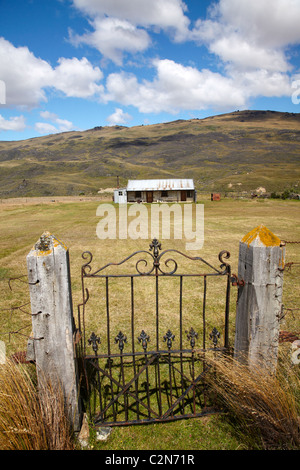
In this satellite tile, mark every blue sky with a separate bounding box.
[0,0,300,141]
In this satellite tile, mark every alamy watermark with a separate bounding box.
[0,80,6,104]
[96,203,204,250]
[0,340,5,364]
[292,80,300,105]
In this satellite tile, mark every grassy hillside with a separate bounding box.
[0,110,300,197]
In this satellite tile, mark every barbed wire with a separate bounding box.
[284,262,300,272]
[280,239,300,273]
[0,324,32,342]
[0,274,36,344]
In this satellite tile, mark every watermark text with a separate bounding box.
[292,80,300,105]
[96,203,204,251]
[0,341,5,364]
[0,80,6,104]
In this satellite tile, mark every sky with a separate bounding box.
[0,0,300,141]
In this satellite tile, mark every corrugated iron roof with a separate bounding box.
[127,179,194,191]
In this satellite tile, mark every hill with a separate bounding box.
[0,110,300,198]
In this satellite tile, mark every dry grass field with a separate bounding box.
[0,195,299,449]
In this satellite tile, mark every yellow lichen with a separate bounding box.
[241,224,281,247]
[37,249,52,257]
[33,232,68,256]
[52,235,68,251]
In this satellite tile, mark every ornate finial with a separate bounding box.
[149,238,162,260]
[186,327,198,348]
[138,330,150,351]
[115,331,127,352]
[209,327,220,348]
[88,332,101,354]
[163,329,175,350]
[218,250,231,273]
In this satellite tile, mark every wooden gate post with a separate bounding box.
[234,225,285,372]
[26,232,81,431]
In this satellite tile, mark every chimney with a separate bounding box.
[117,176,119,189]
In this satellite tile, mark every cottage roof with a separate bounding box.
[127,179,194,191]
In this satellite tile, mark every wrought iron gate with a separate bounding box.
[77,239,233,427]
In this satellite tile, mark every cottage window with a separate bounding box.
[161,190,168,197]
[118,191,123,196]
[135,191,142,198]
[187,190,192,198]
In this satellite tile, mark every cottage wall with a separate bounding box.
[127,190,194,203]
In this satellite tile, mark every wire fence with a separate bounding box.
[0,275,35,358]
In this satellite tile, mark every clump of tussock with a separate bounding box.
[0,359,75,450]
[205,353,300,450]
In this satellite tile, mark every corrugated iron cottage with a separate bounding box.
[114,179,196,203]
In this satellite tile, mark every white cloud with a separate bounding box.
[69,0,297,112]
[230,69,292,99]
[0,38,52,107]
[35,111,74,135]
[210,35,290,72]
[72,0,190,39]
[35,122,58,134]
[70,17,151,66]
[53,57,104,98]
[104,59,247,113]
[215,0,300,49]
[0,38,104,108]
[0,114,26,132]
[107,108,132,126]
[70,0,190,63]
[191,0,300,73]
[104,58,294,114]
[40,111,58,121]
[55,118,74,132]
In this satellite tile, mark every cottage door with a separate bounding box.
[181,190,187,201]
[146,191,153,203]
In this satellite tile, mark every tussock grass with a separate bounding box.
[0,359,74,450]
[205,353,300,450]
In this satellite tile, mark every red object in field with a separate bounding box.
[211,193,221,201]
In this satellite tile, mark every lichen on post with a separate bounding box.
[26,231,81,430]
[234,225,285,372]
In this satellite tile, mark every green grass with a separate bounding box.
[87,414,240,450]
[0,196,299,450]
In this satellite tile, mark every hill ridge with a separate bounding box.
[0,110,299,197]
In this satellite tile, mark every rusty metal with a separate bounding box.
[284,261,300,272]
[77,238,233,427]
[230,273,245,287]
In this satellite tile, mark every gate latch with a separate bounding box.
[230,274,245,287]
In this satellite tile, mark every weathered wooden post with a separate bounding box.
[26,232,81,431]
[234,225,285,372]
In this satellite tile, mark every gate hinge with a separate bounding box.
[73,328,82,345]
[230,274,245,287]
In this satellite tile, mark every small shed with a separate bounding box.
[113,188,127,204]
[126,179,196,203]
